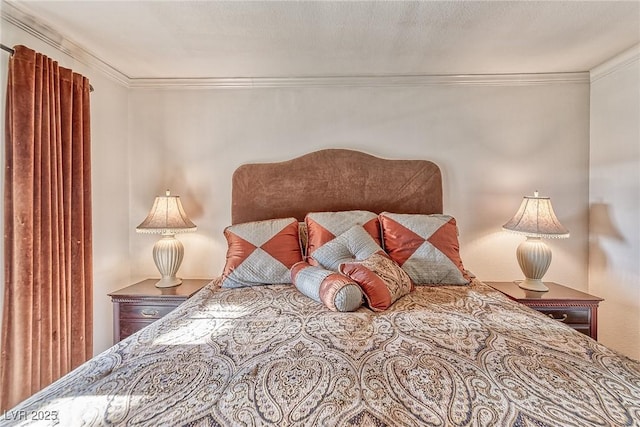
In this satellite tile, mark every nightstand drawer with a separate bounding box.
[120,320,156,340]
[535,307,590,325]
[119,303,178,320]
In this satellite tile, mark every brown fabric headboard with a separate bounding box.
[231,149,443,224]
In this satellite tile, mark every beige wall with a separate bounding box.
[0,20,131,356]
[589,45,640,360]
[128,82,590,295]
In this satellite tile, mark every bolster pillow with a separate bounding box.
[291,261,363,312]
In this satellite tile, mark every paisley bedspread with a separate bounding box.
[4,279,640,426]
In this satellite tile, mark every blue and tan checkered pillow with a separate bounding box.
[221,217,303,288]
[379,212,470,285]
[311,224,384,271]
[305,210,381,266]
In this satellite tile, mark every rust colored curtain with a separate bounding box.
[1,45,93,411]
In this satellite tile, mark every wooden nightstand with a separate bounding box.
[485,281,603,340]
[108,278,210,343]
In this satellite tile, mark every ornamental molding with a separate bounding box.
[1,0,130,86]
[128,73,589,90]
[590,44,640,83]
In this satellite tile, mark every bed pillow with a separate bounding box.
[379,212,470,285]
[339,253,413,311]
[311,224,385,271]
[291,261,363,312]
[221,217,303,288]
[305,210,381,266]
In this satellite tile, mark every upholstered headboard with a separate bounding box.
[231,149,442,224]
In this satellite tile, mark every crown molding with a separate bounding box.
[129,72,589,90]
[590,44,640,83]
[1,0,130,87]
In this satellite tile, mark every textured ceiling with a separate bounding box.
[5,1,640,79]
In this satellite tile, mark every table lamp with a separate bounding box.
[502,191,569,292]
[136,190,197,288]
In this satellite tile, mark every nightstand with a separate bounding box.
[485,281,603,340]
[108,278,210,343]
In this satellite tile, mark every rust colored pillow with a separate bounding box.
[379,212,470,285]
[339,253,413,311]
[221,217,303,288]
[305,210,381,266]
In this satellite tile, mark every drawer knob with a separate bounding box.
[141,309,159,317]
[547,313,568,322]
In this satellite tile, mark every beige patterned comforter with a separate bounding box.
[5,279,640,426]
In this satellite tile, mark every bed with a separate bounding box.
[3,149,640,426]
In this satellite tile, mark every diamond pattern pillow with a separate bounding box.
[305,210,381,266]
[339,253,413,311]
[379,212,470,285]
[311,225,385,271]
[291,261,363,312]
[221,217,303,288]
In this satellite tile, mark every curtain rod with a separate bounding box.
[1,44,14,55]
[1,43,94,92]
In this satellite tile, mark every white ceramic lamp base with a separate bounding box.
[152,234,184,288]
[516,236,551,292]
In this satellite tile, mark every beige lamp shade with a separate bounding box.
[136,190,196,234]
[502,192,569,238]
[502,192,569,292]
[136,190,196,288]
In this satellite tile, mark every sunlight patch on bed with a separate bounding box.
[151,305,248,345]
[194,302,254,319]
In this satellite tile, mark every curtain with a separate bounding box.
[1,45,93,411]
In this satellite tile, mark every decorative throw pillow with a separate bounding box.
[221,217,303,288]
[379,212,470,285]
[339,253,413,311]
[311,225,385,271]
[291,261,363,312]
[305,210,381,266]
